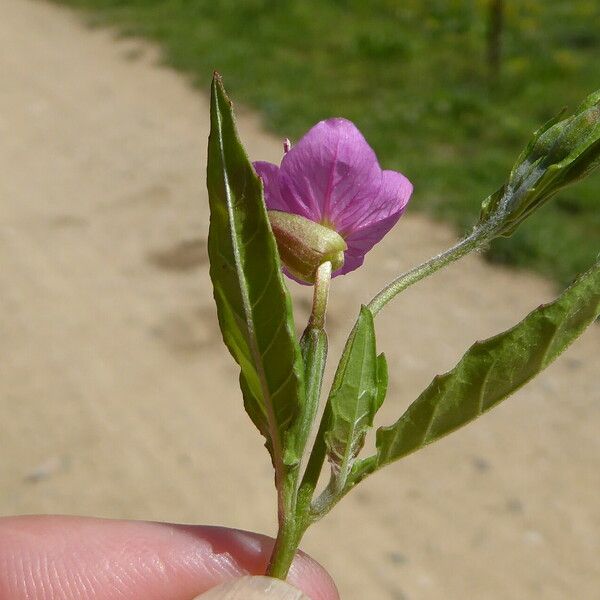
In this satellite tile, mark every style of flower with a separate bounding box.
[254,118,413,278]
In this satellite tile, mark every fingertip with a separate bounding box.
[194,576,309,599]
[286,549,339,600]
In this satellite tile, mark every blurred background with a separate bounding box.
[1,1,598,598]
[54,0,600,286]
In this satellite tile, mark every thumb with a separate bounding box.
[194,576,310,599]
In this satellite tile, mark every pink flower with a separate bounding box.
[254,118,413,278]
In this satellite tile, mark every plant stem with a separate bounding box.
[293,261,332,458]
[267,511,309,578]
[297,399,332,520]
[270,227,497,573]
[368,226,493,316]
[309,261,332,328]
[267,473,306,578]
[266,261,332,579]
[300,225,498,523]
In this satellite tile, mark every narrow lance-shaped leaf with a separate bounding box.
[353,260,600,480]
[206,74,305,471]
[325,306,388,490]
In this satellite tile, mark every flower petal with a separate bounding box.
[282,266,311,286]
[335,213,398,276]
[278,118,382,226]
[336,169,413,235]
[333,252,364,277]
[336,171,413,275]
[253,161,288,212]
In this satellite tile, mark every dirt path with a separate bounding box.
[0,1,598,598]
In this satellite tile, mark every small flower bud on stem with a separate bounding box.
[268,211,346,284]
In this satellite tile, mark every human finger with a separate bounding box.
[0,515,338,600]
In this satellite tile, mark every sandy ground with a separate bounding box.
[0,1,599,598]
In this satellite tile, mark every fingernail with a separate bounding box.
[193,575,310,599]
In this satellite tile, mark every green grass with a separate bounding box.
[54,0,599,286]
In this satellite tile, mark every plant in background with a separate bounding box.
[206,73,600,580]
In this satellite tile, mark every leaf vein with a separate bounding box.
[259,319,285,358]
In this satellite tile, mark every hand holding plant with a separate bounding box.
[206,73,600,580]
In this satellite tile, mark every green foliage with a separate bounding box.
[353,258,600,481]
[480,89,600,236]
[52,0,599,285]
[206,74,304,470]
[325,306,387,491]
[203,78,600,574]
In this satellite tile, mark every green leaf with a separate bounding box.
[325,306,387,490]
[354,260,600,478]
[206,74,305,470]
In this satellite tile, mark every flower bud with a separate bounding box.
[479,88,600,236]
[268,210,347,284]
[527,99,599,171]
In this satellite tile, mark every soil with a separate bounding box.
[1,1,598,598]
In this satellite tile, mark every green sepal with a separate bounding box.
[268,210,347,284]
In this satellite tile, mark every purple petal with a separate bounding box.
[336,169,413,235]
[343,210,402,262]
[282,266,311,286]
[334,215,397,276]
[333,252,364,277]
[253,161,287,212]
[335,171,412,276]
[278,118,382,226]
